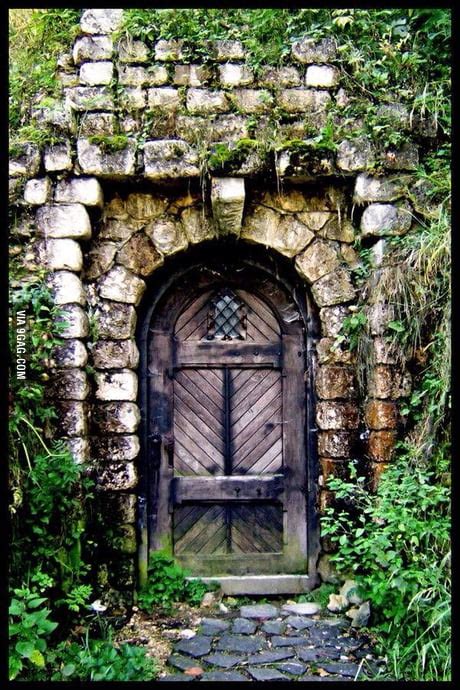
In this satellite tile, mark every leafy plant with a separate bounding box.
[9,585,58,680]
[138,551,211,612]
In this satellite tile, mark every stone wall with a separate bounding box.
[9,8,438,610]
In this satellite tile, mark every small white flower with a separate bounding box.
[90,599,107,613]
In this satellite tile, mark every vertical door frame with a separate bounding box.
[137,241,320,587]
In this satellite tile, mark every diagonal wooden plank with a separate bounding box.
[245,438,283,475]
[175,378,224,433]
[232,397,282,453]
[174,505,207,540]
[175,371,222,424]
[175,291,213,339]
[233,423,283,472]
[174,437,215,476]
[231,370,278,424]
[235,290,281,338]
[233,505,283,552]
[174,418,224,473]
[230,368,273,408]
[175,505,226,553]
[193,368,224,396]
[174,393,224,453]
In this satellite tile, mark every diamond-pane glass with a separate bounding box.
[208,290,246,340]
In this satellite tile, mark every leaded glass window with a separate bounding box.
[207,289,246,340]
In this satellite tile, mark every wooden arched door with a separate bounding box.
[143,259,312,577]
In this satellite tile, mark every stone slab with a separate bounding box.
[187,575,314,595]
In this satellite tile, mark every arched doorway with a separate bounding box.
[138,241,320,589]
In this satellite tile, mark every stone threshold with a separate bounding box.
[186,575,315,595]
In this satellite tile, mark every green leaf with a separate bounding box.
[9,655,23,680]
[30,649,45,667]
[15,641,35,659]
[9,599,24,616]
[62,663,76,677]
[27,596,48,609]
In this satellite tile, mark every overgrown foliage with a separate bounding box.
[138,551,213,613]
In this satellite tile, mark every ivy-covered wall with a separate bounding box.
[9,8,447,612]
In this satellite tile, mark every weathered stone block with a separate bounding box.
[126,193,168,220]
[55,177,103,207]
[98,266,146,305]
[174,64,211,86]
[24,178,51,205]
[218,64,253,86]
[80,9,123,34]
[118,37,150,63]
[295,240,340,284]
[354,174,410,203]
[91,340,139,370]
[92,435,140,461]
[315,365,356,399]
[48,271,86,305]
[40,239,83,271]
[368,430,396,462]
[95,302,137,339]
[99,218,141,241]
[241,205,279,247]
[365,400,398,429]
[305,65,339,87]
[181,207,216,244]
[95,370,138,401]
[276,145,335,179]
[120,87,146,110]
[66,86,114,111]
[316,338,354,365]
[155,38,185,60]
[320,459,350,484]
[73,36,113,64]
[146,219,188,256]
[79,112,116,136]
[369,365,412,399]
[49,369,89,400]
[340,244,360,267]
[97,462,138,491]
[66,437,90,465]
[372,336,398,364]
[316,401,359,430]
[9,144,40,178]
[319,306,350,338]
[147,87,181,111]
[53,339,88,368]
[118,65,150,87]
[104,195,129,220]
[231,89,272,113]
[77,138,137,177]
[143,140,200,179]
[259,66,301,87]
[79,61,113,85]
[360,202,412,237]
[176,114,248,144]
[367,302,395,336]
[186,88,229,114]
[56,304,89,338]
[118,233,164,274]
[319,216,355,243]
[318,431,354,458]
[211,178,245,237]
[376,103,409,128]
[369,462,390,491]
[93,402,141,433]
[85,242,118,280]
[262,190,307,214]
[98,493,137,523]
[36,204,91,239]
[55,401,88,436]
[270,216,314,258]
[291,37,337,63]
[9,178,23,203]
[211,40,245,61]
[311,269,355,307]
[383,144,419,171]
[336,138,375,172]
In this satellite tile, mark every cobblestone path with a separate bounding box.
[159,602,384,682]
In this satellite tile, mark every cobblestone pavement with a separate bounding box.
[159,602,384,681]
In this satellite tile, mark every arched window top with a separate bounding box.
[207,288,246,341]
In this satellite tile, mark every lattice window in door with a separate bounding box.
[207,289,247,341]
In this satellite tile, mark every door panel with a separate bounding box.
[146,274,309,577]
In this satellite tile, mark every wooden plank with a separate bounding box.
[232,397,282,455]
[246,437,283,475]
[174,438,216,476]
[174,421,224,474]
[175,290,212,339]
[233,424,283,473]
[235,290,281,337]
[175,341,281,367]
[174,505,226,554]
[174,377,224,434]
[175,370,223,423]
[231,375,281,434]
[230,369,277,422]
[172,475,284,503]
[232,505,283,553]
[176,552,287,576]
[174,393,224,453]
